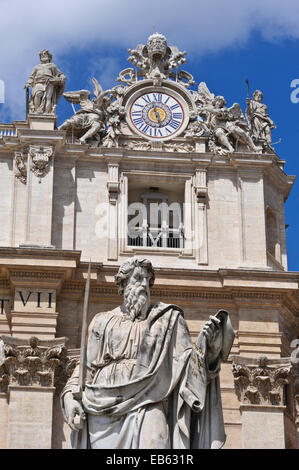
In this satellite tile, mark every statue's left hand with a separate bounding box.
[202,315,223,367]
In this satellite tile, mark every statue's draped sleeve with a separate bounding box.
[172,310,235,449]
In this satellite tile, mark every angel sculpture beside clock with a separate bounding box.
[53,32,275,154]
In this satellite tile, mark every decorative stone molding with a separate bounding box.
[29,145,53,182]
[0,335,76,395]
[9,270,64,280]
[121,140,151,151]
[118,33,194,88]
[194,168,208,201]
[107,163,120,205]
[232,355,292,407]
[14,151,27,184]
[162,142,195,153]
[59,282,292,304]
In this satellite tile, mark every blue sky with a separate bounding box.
[0,0,298,270]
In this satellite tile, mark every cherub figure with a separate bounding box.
[195,83,261,155]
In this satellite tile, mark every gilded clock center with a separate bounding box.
[148,106,167,123]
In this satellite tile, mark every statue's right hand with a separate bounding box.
[63,393,86,431]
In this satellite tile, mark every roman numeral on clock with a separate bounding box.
[169,120,180,130]
[140,124,151,134]
[142,95,151,104]
[152,93,163,102]
[133,117,143,126]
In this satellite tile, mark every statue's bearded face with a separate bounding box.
[123,266,151,320]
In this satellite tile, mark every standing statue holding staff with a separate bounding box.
[61,257,234,449]
[24,49,66,114]
[245,88,276,147]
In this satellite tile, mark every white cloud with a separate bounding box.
[1,0,299,121]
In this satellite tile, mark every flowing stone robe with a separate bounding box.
[26,62,65,113]
[245,100,275,142]
[61,302,234,449]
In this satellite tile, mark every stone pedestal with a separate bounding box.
[28,114,57,131]
[241,405,286,448]
[232,355,293,449]
[7,386,55,448]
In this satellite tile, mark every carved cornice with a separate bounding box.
[59,282,298,308]
[232,355,292,407]
[0,335,76,395]
[9,271,64,280]
[151,289,233,300]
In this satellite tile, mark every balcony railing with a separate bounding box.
[128,225,184,249]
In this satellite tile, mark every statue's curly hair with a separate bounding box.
[115,257,155,295]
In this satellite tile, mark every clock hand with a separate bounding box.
[153,103,162,126]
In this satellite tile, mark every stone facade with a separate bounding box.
[0,34,298,448]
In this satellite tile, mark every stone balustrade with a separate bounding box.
[0,125,17,138]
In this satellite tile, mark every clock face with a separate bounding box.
[129,92,185,140]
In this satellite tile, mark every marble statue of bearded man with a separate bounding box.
[61,257,234,449]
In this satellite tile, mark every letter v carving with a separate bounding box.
[18,291,32,306]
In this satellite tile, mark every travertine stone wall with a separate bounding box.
[264,175,288,269]
[0,145,291,274]
[11,172,27,248]
[73,161,108,262]
[52,158,76,250]
[207,168,240,267]
[0,156,13,246]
